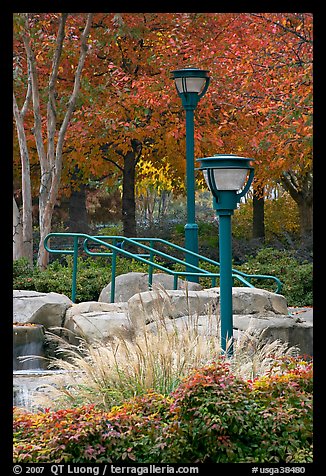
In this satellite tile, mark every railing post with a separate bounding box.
[71,235,79,303]
[111,242,117,303]
[148,242,155,289]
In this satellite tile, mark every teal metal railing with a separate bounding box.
[44,233,282,303]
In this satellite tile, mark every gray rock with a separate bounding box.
[233,313,313,356]
[13,290,73,329]
[207,286,288,316]
[127,286,288,329]
[64,301,134,344]
[128,288,219,329]
[98,272,202,303]
[65,301,128,319]
[146,314,220,337]
[127,286,311,355]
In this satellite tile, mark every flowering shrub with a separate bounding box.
[13,357,313,463]
[158,357,313,463]
[13,392,172,463]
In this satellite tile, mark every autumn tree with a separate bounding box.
[203,13,313,238]
[58,13,221,237]
[13,12,93,268]
[13,12,312,265]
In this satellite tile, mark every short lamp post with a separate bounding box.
[171,67,210,281]
[197,154,254,355]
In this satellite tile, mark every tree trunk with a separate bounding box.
[38,200,55,270]
[68,185,89,234]
[29,13,93,269]
[13,94,34,265]
[297,194,313,239]
[13,196,24,261]
[122,150,137,238]
[252,185,265,240]
[121,139,142,238]
[281,170,313,239]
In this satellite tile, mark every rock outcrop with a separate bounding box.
[13,281,313,356]
[64,301,133,344]
[98,272,202,303]
[13,290,72,329]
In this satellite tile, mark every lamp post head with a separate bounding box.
[197,154,254,213]
[171,67,210,109]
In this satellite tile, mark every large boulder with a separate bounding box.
[13,290,73,329]
[98,272,202,303]
[146,311,313,355]
[128,288,219,329]
[64,301,133,344]
[146,314,220,337]
[128,286,312,355]
[233,313,313,356]
[223,287,289,316]
[127,286,288,329]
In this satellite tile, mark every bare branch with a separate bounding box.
[20,67,32,118]
[251,13,313,45]
[47,13,68,169]
[56,13,94,162]
[22,13,47,172]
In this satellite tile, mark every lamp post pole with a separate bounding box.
[197,155,254,356]
[184,101,197,273]
[171,68,210,282]
[218,206,234,354]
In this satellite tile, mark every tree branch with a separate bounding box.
[251,13,313,45]
[47,13,68,170]
[56,13,94,164]
[102,155,124,172]
[22,13,47,174]
[20,66,32,118]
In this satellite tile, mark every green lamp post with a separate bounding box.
[171,67,210,281]
[197,154,254,355]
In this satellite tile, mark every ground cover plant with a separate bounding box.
[13,355,313,463]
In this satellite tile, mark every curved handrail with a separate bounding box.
[44,232,282,302]
[128,236,282,293]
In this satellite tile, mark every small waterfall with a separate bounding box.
[13,323,47,371]
[13,379,33,409]
[13,369,71,411]
[12,324,77,411]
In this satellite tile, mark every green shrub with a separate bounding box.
[172,247,312,306]
[13,258,36,290]
[13,257,34,278]
[13,245,312,306]
[13,356,313,464]
[237,248,313,306]
[13,256,148,303]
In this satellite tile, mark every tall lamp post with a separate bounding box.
[171,68,210,281]
[197,154,254,355]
